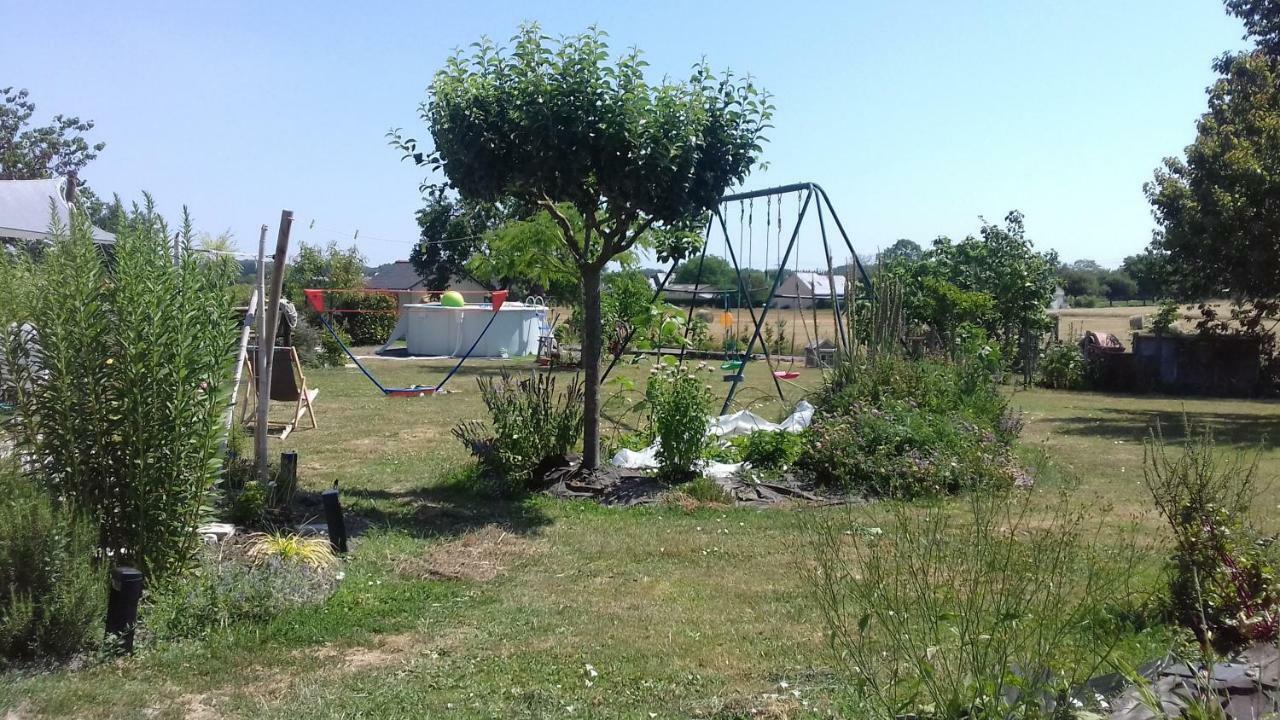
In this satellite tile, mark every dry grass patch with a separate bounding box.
[399,526,543,582]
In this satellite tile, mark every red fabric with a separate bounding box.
[303,289,326,313]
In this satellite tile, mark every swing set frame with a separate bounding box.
[601,181,874,414]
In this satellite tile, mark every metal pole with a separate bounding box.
[722,188,813,414]
[676,219,714,367]
[815,200,850,355]
[812,185,874,298]
[716,210,786,404]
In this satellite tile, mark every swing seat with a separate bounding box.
[773,370,800,380]
[386,385,436,398]
[722,373,745,382]
[719,359,744,370]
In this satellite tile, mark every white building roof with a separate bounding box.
[790,272,847,297]
[0,178,115,243]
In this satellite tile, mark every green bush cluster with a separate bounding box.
[453,371,585,492]
[645,361,713,483]
[329,291,398,346]
[797,356,1023,497]
[0,462,103,666]
[735,430,803,472]
[1038,342,1086,390]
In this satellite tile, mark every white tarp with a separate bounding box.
[610,401,814,479]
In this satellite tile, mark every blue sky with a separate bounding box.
[2,1,1247,269]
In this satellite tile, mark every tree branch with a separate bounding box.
[540,198,583,264]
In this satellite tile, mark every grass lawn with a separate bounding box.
[4,357,1280,719]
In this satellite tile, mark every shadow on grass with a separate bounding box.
[1050,407,1280,448]
[296,467,553,541]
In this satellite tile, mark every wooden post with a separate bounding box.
[253,225,270,483]
[274,450,298,508]
[256,210,293,483]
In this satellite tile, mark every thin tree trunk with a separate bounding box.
[580,263,603,470]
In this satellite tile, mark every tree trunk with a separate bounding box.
[580,263,603,470]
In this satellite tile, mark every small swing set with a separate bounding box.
[302,288,510,397]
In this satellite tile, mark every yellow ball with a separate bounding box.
[440,290,466,307]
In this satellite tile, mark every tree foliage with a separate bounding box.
[410,190,510,290]
[283,241,366,307]
[884,211,1057,359]
[1146,1,1280,305]
[0,87,113,228]
[398,24,771,467]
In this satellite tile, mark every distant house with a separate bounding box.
[773,272,847,309]
[0,177,115,246]
[661,282,728,305]
[366,261,487,306]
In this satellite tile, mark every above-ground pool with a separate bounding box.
[400,302,544,357]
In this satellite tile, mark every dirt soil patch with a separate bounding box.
[400,526,542,582]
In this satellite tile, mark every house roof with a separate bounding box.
[366,261,428,290]
[785,272,847,298]
[0,178,115,244]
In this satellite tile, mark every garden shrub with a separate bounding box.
[1143,422,1279,652]
[141,541,339,645]
[1,205,237,582]
[645,362,713,483]
[0,462,103,666]
[736,430,803,472]
[804,486,1144,719]
[329,290,398,346]
[453,371,585,492]
[798,355,1022,497]
[1038,341,1085,390]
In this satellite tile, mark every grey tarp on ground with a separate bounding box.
[0,177,115,244]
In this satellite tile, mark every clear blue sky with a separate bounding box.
[2,1,1247,269]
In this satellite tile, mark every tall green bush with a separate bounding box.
[645,362,713,483]
[0,462,103,665]
[1,204,237,581]
[329,290,398,346]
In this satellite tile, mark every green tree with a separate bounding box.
[0,87,112,227]
[1102,271,1139,305]
[878,238,922,265]
[1121,251,1168,301]
[284,241,366,306]
[410,189,510,290]
[1145,1,1280,305]
[466,208,585,305]
[398,25,771,468]
[887,212,1056,362]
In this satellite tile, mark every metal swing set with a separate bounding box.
[602,181,874,414]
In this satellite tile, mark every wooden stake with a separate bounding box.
[256,211,293,484]
[253,224,270,483]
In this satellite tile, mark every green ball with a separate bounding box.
[440,290,466,307]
